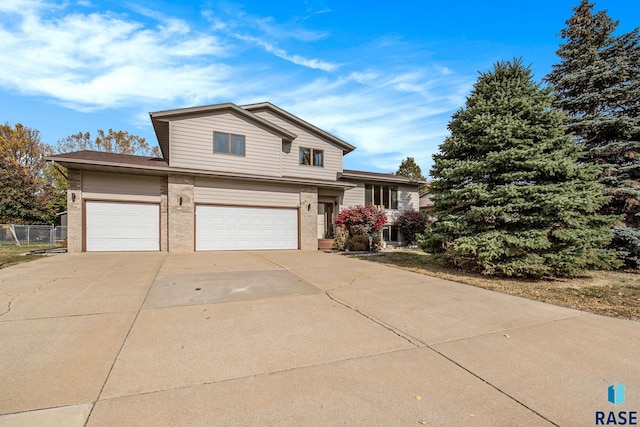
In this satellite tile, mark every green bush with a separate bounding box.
[333,225,347,251]
[612,227,640,270]
[346,235,381,252]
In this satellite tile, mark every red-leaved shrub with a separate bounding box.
[394,209,427,244]
[335,205,387,236]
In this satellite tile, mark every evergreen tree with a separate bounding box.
[425,59,620,278]
[396,157,428,195]
[545,0,640,268]
[396,157,426,180]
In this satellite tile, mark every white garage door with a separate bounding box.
[196,205,298,251]
[86,201,159,251]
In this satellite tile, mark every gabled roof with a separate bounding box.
[339,169,426,186]
[149,103,298,159]
[242,102,356,154]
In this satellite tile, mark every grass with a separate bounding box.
[355,250,640,321]
[0,244,57,270]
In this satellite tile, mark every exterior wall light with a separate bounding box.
[179,196,183,206]
[71,193,76,202]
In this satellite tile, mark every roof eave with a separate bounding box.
[46,156,356,189]
[339,170,426,186]
[242,102,356,154]
[149,103,297,142]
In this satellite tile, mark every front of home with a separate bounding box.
[47,102,423,252]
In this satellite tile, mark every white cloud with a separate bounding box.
[280,70,473,173]
[234,34,338,72]
[0,3,230,109]
[0,1,476,175]
[0,0,47,13]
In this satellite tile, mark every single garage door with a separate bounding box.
[86,201,159,251]
[196,205,298,251]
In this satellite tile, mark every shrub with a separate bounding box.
[612,227,640,270]
[346,234,382,252]
[347,235,369,251]
[394,209,428,244]
[335,205,386,252]
[416,233,429,251]
[333,225,347,251]
[335,205,387,236]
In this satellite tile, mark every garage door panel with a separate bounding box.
[86,202,159,252]
[196,205,298,251]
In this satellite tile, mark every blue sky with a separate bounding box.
[1,0,639,176]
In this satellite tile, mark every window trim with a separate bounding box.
[213,131,246,156]
[299,147,324,167]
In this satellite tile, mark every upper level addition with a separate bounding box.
[150,102,355,181]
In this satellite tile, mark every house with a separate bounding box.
[46,102,424,252]
[419,192,434,214]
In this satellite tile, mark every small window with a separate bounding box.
[213,132,245,156]
[230,134,245,155]
[299,147,323,167]
[365,185,399,210]
[365,184,373,205]
[300,147,311,165]
[381,226,398,242]
[391,187,398,210]
[374,185,382,206]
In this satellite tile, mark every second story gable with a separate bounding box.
[150,102,355,181]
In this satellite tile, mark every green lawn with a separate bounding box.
[355,251,640,321]
[0,244,57,270]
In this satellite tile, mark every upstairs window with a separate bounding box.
[365,184,398,209]
[300,147,323,167]
[214,132,245,156]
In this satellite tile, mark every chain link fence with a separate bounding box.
[0,225,67,246]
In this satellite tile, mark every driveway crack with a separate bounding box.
[424,343,560,426]
[327,288,559,426]
[325,291,423,347]
[0,291,16,317]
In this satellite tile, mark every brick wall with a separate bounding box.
[168,174,195,252]
[66,170,82,253]
[299,186,318,250]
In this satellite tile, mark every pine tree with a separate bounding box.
[545,0,640,268]
[425,59,620,278]
[396,157,428,195]
[396,157,425,180]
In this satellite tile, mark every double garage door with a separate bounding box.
[85,202,298,251]
[196,205,298,251]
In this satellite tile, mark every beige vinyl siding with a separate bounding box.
[342,183,365,208]
[82,172,161,202]
[252,110,343,181]
[386,185,420,223]
[194,177,300,207]
[169,112,283,177]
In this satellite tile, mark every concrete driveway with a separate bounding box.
[0,251,638,426]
